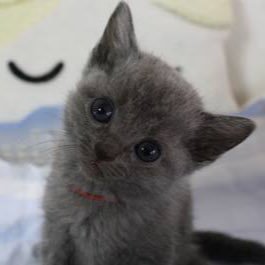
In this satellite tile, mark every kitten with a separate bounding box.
[41,2,265,265]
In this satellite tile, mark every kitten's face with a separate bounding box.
[64,2,254,198]
[66,54,201,197]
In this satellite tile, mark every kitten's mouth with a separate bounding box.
[90,161,104,179]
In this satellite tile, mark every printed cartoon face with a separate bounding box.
[0,0,62,121]
[0,0,122,122]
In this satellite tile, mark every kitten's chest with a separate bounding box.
[70,207,131,265]
[73,228,111,265]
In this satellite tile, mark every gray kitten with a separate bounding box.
[41,2,265,265]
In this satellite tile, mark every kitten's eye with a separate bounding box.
[135,140,161,162]
[91,97,114,123]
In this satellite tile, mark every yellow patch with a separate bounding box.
[153,0,233,28]
[0,0,61,48]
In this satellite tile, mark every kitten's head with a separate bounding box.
[64,2,254,199]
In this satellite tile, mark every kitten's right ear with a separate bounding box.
[187,113,255,164]
[90,2,138,70]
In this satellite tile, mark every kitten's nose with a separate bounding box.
[94,141,120,162]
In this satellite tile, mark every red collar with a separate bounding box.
[70,186,117,203]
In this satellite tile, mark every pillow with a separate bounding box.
[0,0,237,124]
[227,0,265,106]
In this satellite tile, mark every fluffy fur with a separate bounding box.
[41,2,264,265]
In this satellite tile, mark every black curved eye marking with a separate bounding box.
[8,61,64,83]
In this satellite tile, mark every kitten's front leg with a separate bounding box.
[41,220,74,265]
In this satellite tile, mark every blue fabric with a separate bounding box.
[239,99,265,117]
[0,106,63,165]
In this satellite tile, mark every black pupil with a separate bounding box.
[91,98,114,123]
[135,141,161,162]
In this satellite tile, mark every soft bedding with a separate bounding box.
[0,100,264,264]
[0,162,48,265]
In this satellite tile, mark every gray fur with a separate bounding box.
[41,2,256,265]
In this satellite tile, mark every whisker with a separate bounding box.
[112,165,126,177]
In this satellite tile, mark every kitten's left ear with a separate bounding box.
[90,2,138,70]
[187,113,255,164]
